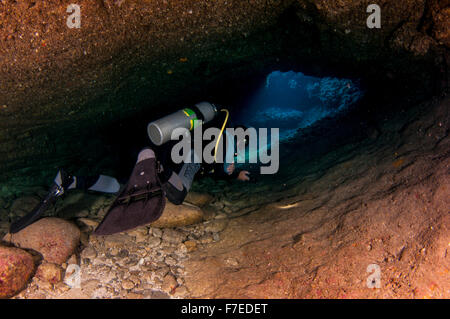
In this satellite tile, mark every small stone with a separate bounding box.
[161,274,178,293]
[210,201,224,209]
[204,219,228,233]
[117,249,129,258]
[184,240,197,252]
[128,274,141,286]
[54,281,70,293]
[221,199,233,206]
[170,266,182,275]
[81,246,97,259]
[36,279,53,291]
[225,257,239,267]
[162,229,186,244]
[102,234,132,248]
[147,236,161,248]
[164,256,177,266]
[36,263,63,284]
[121,279,135,290]
[108,247,119,256]
[153,276,163,287]
[154,267,170,279]
[151,228,163,238]
[223,207,233,213]
[175,243,188,256]
[172,285,188,298]
[126,227,148,238]
[135,233,148,243]
[77,218,99,228]
[140,271,153,284]
[198,234,214,244]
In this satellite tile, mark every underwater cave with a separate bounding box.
[0,0,448,301]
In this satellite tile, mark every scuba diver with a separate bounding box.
[9,102,250,235]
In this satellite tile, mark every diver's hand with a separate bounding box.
[226,163,235,175]
[237,170,250,181]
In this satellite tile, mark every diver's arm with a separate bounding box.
[205,162,240,181]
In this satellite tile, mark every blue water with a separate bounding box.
[233,70,364,169]
[236,70,364,141]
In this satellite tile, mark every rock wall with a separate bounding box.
[183,96,450,298]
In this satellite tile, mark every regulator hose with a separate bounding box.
[213,109,229,162]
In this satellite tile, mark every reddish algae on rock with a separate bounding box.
[0,246,35,298]
[6,218,80,265]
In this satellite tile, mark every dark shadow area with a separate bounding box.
[90,58,439,188]
[0,1,446,200]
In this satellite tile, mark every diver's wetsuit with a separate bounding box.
[53,170,121,194]
[148,130,239,205]
[62,135,238,206]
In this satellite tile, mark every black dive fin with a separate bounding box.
[93,158,165,236]
[9,171,74,234]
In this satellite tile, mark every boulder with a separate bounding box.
[0,245,35,298]
[204,219,229,233]
[4,218,80,264]
[162,229,187,245]
[35,262,63,284]
[150,202,204,228]
[184,192,214,207]
[161,274,178,294]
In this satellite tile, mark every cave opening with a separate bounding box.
[233,70,364,146]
